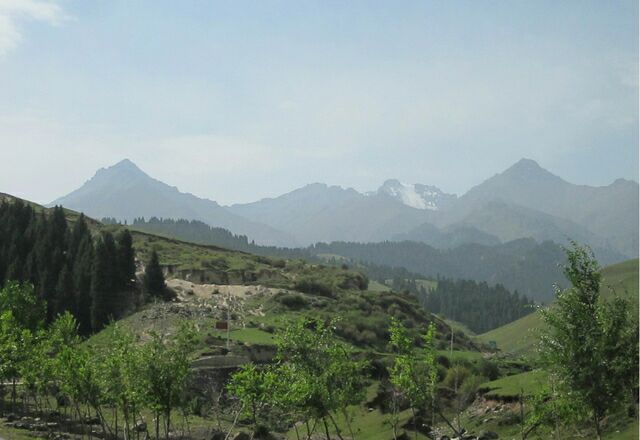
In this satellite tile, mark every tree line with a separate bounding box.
[127,217,256,252]
[0,200,166,334]
[419,278,534,333]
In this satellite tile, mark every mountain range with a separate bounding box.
[49,159,296,246]
[50,158,638,260]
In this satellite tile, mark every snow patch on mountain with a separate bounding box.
[375,179,456,210]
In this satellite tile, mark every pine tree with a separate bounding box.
[90,232,117,331]
[115,229,136,291]
[74,234,94,335]
[69,214,89,264]
[143,250,165,299]
[55,262,75,317]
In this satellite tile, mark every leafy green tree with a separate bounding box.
[57,343,110,437]
[228,363,280,435]
[141,323,196,440]
[274,318,368,440]
[523,377,581,439]
[388,318,438,440]
[0,311,34,409]
[143,250,166,299]
[0,281,46,331]
[539,243,639,439]
[99,323,144,440]
[20,312,80,414]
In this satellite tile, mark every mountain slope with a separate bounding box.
[445,159,639,257]
[50,159,296,246]
[229,184,437,245]
[309,238,570,302]
[228,183,362,235]
[450,201,626,263]
[478,258,639,354]
[391,222,501,248]
[229,159,637,255]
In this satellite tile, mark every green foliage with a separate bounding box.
[276,318,368,416]
[539,243,639,439]
[0,281,45,331]
[293,275,336,297]
[274,292,309,309]
[96,323,145,439]
[0,200,137,334]
[479,257,639,355]
[227,363,281,432]
[0,311,34,402]
[141,322,197,439]
[228,317,368,439]
[388,318,438,439]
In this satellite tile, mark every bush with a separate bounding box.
[275,293,308,310]
[338,272,369,291]
[478,359,500,381]
[294,276,335,298]
[443,365,472,389]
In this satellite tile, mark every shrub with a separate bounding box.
[478,359,500,381]
[275,293,308,310]
[293,276,335,298]
[443,365,472,390]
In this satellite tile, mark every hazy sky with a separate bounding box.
[0,0,638,205]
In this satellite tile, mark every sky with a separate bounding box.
[0,0,638,205]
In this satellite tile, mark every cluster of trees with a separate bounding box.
[228,318,369,439]
[226,317,454,440]
[309,240,568,303]
[420,278,534,333]
[0,200,168,333]
[130,217,255,251]
[0,281,196,440]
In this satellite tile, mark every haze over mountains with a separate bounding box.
[51,158,638,261]
[49,159,297,247]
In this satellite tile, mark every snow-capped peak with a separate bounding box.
[375,179,456,210]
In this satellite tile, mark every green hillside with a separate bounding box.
[479,258,639,354]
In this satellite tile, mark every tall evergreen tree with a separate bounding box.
[69,214,89,264]
[55,262,76,318]
[143,250,165,299]
[91,232,117,331]
[115,229,136,291]
[74,234,94,335]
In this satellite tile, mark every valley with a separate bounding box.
[0,193,637,440]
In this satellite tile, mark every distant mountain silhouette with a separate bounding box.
[50,159,297,247]
[52,158,638,259]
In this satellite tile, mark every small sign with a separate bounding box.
[216,321,228,330]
